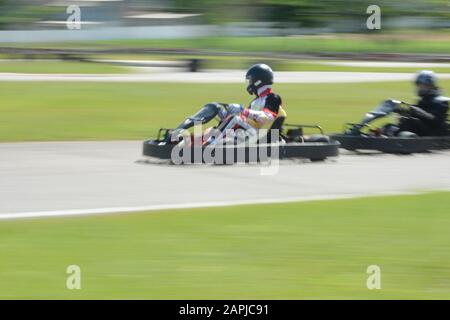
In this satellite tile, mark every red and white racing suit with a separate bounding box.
[220,85,286,141]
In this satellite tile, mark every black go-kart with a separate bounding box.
[331,99,450,154]
[143,102,339,164]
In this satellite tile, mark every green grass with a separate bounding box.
[0,192,449,299]
[2,80,449,142]
[4,56,450,73]
[0,60,127,74]
[200,58,450,73]
[278,62,450,73]
[7,33,450,54]
[5,53,450,73]
[86,54,450,72]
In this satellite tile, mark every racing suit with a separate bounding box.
[243,85,287,129]
[220,85,287,141]
[398,93,449,136]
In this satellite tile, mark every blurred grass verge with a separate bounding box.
[2,58,450,74]
[6,33,450,54]
[0,60,127,74]
[1,80,449,142]
[0,192,448,299]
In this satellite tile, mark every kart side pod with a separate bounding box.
[143,125,340,164]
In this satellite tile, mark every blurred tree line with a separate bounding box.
[174,0,450,29]
[0,0,448,30]
[0,0,59,29]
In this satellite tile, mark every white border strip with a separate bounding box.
[0,191,421,220]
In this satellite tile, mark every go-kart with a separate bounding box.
[331,99,450,153]
[143,103,339,164]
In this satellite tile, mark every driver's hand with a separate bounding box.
[227,103,244,115]
[393,104,410,115]
[386,99,402,105]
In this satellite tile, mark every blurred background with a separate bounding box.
[0,0,449,140]
[1,1,450,300]
[1,0,450,69]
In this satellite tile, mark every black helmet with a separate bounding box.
[245,64,274,95]
[415,70,438,97]
[415,70,437,86]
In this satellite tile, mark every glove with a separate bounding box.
[226,103,244,115]
[393,104,410,116]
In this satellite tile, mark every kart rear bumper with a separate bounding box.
[143,139,340,164]
[331,134,450,153]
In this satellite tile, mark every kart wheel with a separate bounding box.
[310,158,326,162]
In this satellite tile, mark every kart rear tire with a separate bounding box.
[305,135,330,143]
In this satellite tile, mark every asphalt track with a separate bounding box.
[1,71,450,83]
[0,141,449,219]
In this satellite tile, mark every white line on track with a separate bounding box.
[0,191,421,220]
[1,141,449,220]
[2,71,450,83]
